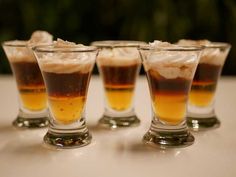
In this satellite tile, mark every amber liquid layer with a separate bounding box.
[105,85,134,111]
[100,63,139,111]
[43,71,91,124]
[189,63,222,107]
[148,70,191,125]
[48,95,85,124]
[11,61,47,111]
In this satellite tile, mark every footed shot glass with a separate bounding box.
[33,44,97,149]
[92,41,145,129]
[2,40,49,128]
[139,43,202,148]
[187,42,231,131]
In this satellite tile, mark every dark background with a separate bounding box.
[0,0,235,75]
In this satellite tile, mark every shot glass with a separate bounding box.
[33,44,97,148]
[186,42,231,130]
[2,40,48,128]
[139,44,202,148]
[92,41,145,129]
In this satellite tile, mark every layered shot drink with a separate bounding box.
[139,41,202,148]
[2,31,52,128]
[43,70,91,124]
[92,41,145,128]
[100,62,139,111]
[33,39,97,148]
[147,69,192,125]
[178,40,231,130]
[9,51,46,111]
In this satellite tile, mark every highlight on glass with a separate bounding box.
[2,31,52,128]
[178,40,231,131]
[139,41,202,148]
[92,41,146,129]
[33,39,97,149]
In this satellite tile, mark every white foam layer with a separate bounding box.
[3,31,53,63]
[39,58,95,74]
[97,47,140,66]
[3,41,35,63]
[143,41,199,79]
[201,48,227,65]
[177,39,227,66]
[37,39,95,74]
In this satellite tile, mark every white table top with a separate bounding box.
[0,75,236,177]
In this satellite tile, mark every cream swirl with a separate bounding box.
[144,41,199,79]
[28,30,53,45]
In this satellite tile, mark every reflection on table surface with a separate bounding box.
[0,75,236,177]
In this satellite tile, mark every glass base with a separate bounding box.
[13,116,49,129]
[187,116,220,131]
[44,117,92,149]
[98,115,140,129]
[143,120,194,149]
[44,131,92,149]
[143,130,194,149]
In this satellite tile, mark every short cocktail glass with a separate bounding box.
[139,42,202,148]
[2,40,49,128]
[178,40,231,131]
[92,41,145,129]
[33,43,97,148]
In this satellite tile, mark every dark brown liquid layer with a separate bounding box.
[11,61,44,86]
[189,63,222,106]
[147,70,191,94]
[42,71,91,97]
[147,69,191,125]
[193,63,222,83]
[100,63,139,85]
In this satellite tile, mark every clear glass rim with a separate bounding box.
[33,44,98,53]
[2,40,28,47]
[91,40,147,48]
[2,40,54,49]
[139,44,204,52]
[204,42,231,49]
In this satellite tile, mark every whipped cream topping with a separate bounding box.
[97,47,140,66]
[149,40,174,48]
[53,38,84,47]
[143,41,199,79]
[37,39,96,74]
[28,30,53,46]
[3,31,53,63]
[177,39,228,66]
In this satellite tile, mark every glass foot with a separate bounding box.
[187,116,220,131]
[143,129,194,149]
[98,115,140,129]
[13,116,49,129]
[43,131,92,149]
